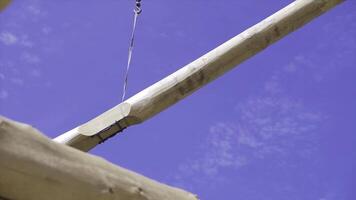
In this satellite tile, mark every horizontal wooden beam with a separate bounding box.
[54,0,344,151]
[0,117,198,200]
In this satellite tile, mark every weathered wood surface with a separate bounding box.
[55,0,344,151]
[0,117,198,200]
[0,0,11,12]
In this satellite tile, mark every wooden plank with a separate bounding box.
[55,0,344,151]
[0,117,198,200]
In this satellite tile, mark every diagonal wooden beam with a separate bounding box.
[54,0,344,151]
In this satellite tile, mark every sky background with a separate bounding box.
[1,0,355,199]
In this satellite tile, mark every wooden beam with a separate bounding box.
[0,0,11,12]
[0,117,198,200]
[55,0,344,151]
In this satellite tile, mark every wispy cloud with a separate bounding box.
[0,32,18,45]
[26,4,42,16]
[0,31,35,48]
[171,91,325,189]
[0,0,51,101]
[21,52,41,64]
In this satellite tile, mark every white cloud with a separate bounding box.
[0,31,34,48]
[21,52,40,64]
[0,32,18,45]
[0,0,51,102]
[171,91,325,190]
[27,5,41,16]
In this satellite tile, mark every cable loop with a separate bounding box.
[134,0,142,14]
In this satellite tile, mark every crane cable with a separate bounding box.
[122,0,142,101]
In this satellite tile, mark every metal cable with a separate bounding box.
[122,0,142,102]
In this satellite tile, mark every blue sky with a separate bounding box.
[1,0,355,199]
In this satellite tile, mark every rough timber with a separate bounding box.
[55,0,344,152]
[0,117,198,200]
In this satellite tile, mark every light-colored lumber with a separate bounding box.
[0,117,198,200]
[55,0,344,151]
